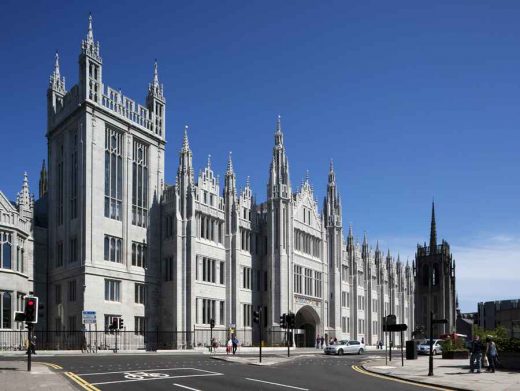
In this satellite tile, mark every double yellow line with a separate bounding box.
[351,365,453,391]
[64,372,101,391]
[40,362,63,370]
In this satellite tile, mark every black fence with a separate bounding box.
[0,328,288,351]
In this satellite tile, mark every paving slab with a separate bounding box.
[362,355,520,391]
[0,360,75,391]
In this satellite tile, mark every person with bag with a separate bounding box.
[469,335,483,373]
[486,337,498,373]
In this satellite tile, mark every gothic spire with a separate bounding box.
[430,201,437,251]
[17,172,32,211]
[39,160,48,198]
[274,114,283,146]
[81,13,101,61]
[148,59,164,100]
[227,152,234,174]
[153,59,159,86]
[49,51,66,93]
[87,13,94,44]
[181,125,190,153]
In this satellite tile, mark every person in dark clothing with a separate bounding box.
[232,335,239,355]
[470,335,483,373]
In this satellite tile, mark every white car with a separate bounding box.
[324,340,365,355]
[417,339,443,355]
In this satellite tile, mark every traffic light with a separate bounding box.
[287,313,295,329]
[253,310,260,324]
[209,318,215,329]
[119,317,124,329]
[110,318,118,330]
[24,296,38,323]
[280,313,287,329]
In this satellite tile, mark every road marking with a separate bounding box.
[39,362,63,369]
[92,373,223,385]
[78,367,215,376]
[64,372,101,391]
[174,384,202,391]
[245,378,309,390]
[351,365,453,390]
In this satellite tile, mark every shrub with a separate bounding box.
[441,337,466,352]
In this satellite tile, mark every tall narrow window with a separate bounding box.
[131,242,147,267]
[57,144,64,225]
[1,291,12,329]
[0,232,12,270]
[132,140,148,227]
[104,235,122,263]
[104,128,123,220]
[70,131,78,219]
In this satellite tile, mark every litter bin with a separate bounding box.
[406,340,417,360]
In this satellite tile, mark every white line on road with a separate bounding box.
[245,378,309,390]
[174,384,202,391]
[77,367,220,376]
[92,373,223,386]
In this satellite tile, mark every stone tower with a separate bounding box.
[414,203,456,336]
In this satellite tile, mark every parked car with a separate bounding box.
[324,340,365,355]
[417,339,443,355]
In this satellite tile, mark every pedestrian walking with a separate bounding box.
[486,337,497,373]
[226,338,232,355]
[469,335,483,373]
[361,337,365,345]
[320,336,324,349]
[232,335,239,355]
[316,335,320,349]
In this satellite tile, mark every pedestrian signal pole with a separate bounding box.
[253,308,262,363]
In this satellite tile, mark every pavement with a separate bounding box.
[362,355,520,391]
[0,360,76,390]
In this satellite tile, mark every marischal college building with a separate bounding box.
[0,17,419,348]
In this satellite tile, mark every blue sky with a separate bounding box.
[1,1,519,312]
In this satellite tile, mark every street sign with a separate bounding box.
[82,311,97,324]
[386,314,397,326]
[385,323,408,332]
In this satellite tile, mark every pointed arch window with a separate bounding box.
[104,128,123,220]
[132,139,149,227]
[0,232,12,270]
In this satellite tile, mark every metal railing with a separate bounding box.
[0,328,288,351]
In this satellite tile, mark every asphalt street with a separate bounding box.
[23,352,438,391]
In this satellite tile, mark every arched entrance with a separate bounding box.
[294,305,320,347]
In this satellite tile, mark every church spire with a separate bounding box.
[181,125,190,153]
[49,51,66,94]
[39,160,48,198]
[148,59,164,101]
[430,201,437,251]
[226,151,234,175]
[17,172,32,211]
[87,13,94,43]
[268,114,291,198]
[81,13,101,61]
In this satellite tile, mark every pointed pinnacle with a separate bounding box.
[87,13,94,42]
[227,151,234,174]
[153,59,159,86]
[207,154,211,169]
[330,158,334,172]
[363,231,367,245]
[276,114,282,133]
[246,176,250,188]
[182,125,190,152]
[54,51,60,77]
[348,223,353,237]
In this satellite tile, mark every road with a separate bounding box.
[29,352,434,391]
